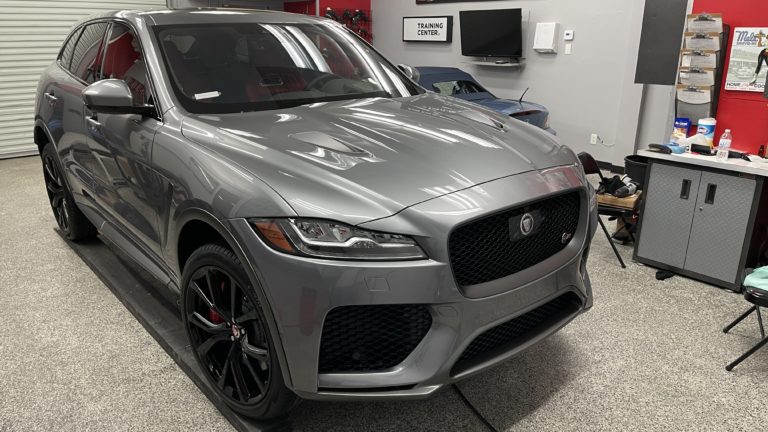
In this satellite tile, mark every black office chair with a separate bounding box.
[723,234,768,371]
[578,152,631,268]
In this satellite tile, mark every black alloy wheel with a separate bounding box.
[182,244,295,419]
[186,265,271,404]
[42,152,70,233]
[40,143,95,241]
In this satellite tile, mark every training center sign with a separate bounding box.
[403,16,453,42]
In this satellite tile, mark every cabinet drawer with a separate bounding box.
[636,162,701,268]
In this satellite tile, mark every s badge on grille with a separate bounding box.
[520,213,534,236]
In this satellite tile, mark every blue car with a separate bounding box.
[416,67,555,135]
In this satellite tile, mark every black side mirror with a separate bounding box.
[82,79,154,116]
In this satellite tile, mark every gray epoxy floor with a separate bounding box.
[2,155,768,431]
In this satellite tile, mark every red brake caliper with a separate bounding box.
[207,280,227,324]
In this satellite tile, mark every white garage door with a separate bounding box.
[0,0,166,159]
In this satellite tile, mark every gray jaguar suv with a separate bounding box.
[35,9,597,419]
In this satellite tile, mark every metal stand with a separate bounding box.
[726,336,768,371]
[598,216,626,268]
[724,305,768,371]
[723,306,758,334]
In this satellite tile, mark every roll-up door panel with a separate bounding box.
[0,0,165,158]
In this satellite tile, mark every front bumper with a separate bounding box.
[226,165,597,400]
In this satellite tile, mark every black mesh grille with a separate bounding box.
[318,304,432,373]
[452,292,582,375]
[448,191,581,287]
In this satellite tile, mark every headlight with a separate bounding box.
[251,218,428,260]
[543,114,550,129]
[588,183,597,213]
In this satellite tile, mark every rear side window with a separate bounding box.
[59,27,82,70]
[70,22,109,83]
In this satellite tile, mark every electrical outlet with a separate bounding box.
[564,43,572,55]
[590,134,598,145]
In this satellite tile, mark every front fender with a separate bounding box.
[169,207,295,390]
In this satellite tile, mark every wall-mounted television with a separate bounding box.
[460,9,523,58]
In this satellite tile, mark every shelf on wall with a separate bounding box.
[465,59,525,68]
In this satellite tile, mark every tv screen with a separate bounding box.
[460,9,523,58]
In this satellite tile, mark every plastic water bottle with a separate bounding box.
[716,129,732,162]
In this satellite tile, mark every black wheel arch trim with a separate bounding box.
[173,207,294,390]
[34,118,56,151]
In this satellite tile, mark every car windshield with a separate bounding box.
[154,22,422,114]
[431,80,486,96]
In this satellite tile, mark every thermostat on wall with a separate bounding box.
[533,22,560,54]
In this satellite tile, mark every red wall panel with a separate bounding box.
[320,0,370,10]
[284,1,316,15]
[693,0,768,152]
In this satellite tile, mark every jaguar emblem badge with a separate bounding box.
[520,213,534,236]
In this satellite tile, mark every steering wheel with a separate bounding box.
[304,74,337,91]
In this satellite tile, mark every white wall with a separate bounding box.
[372,0,646,167]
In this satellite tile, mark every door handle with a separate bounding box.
[680,179,692,200]
[705,183,717,205]
[86,116,101,130]
[44,92,58,104]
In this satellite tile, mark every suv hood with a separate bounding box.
[181,93,578,225]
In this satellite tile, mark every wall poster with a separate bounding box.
[725,27,768,92]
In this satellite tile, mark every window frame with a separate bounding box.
[100,20,160,117]
[58,26,83,72]
[63,19,110,85]
[57,17,163,120]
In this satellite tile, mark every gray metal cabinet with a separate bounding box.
[684,172,756,283]
[635,160,759,291]
[636,162,702,269]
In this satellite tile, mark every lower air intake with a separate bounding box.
[451,292,582,376]
[319,304,432,373]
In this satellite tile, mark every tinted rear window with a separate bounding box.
[70,22,109,83]
[59,27,82,70]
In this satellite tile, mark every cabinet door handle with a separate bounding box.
[705,183,717,205]
[680,179,692,200]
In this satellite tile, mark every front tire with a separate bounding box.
[41,143,96,241]
[181,244,295,420]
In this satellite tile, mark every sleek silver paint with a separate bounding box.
[35,9,596,400]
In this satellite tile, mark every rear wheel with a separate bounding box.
[181,244,295,419]
[41,143,96,241]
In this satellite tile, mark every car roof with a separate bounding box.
[81,8,328,27]
[415,67,478,87]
